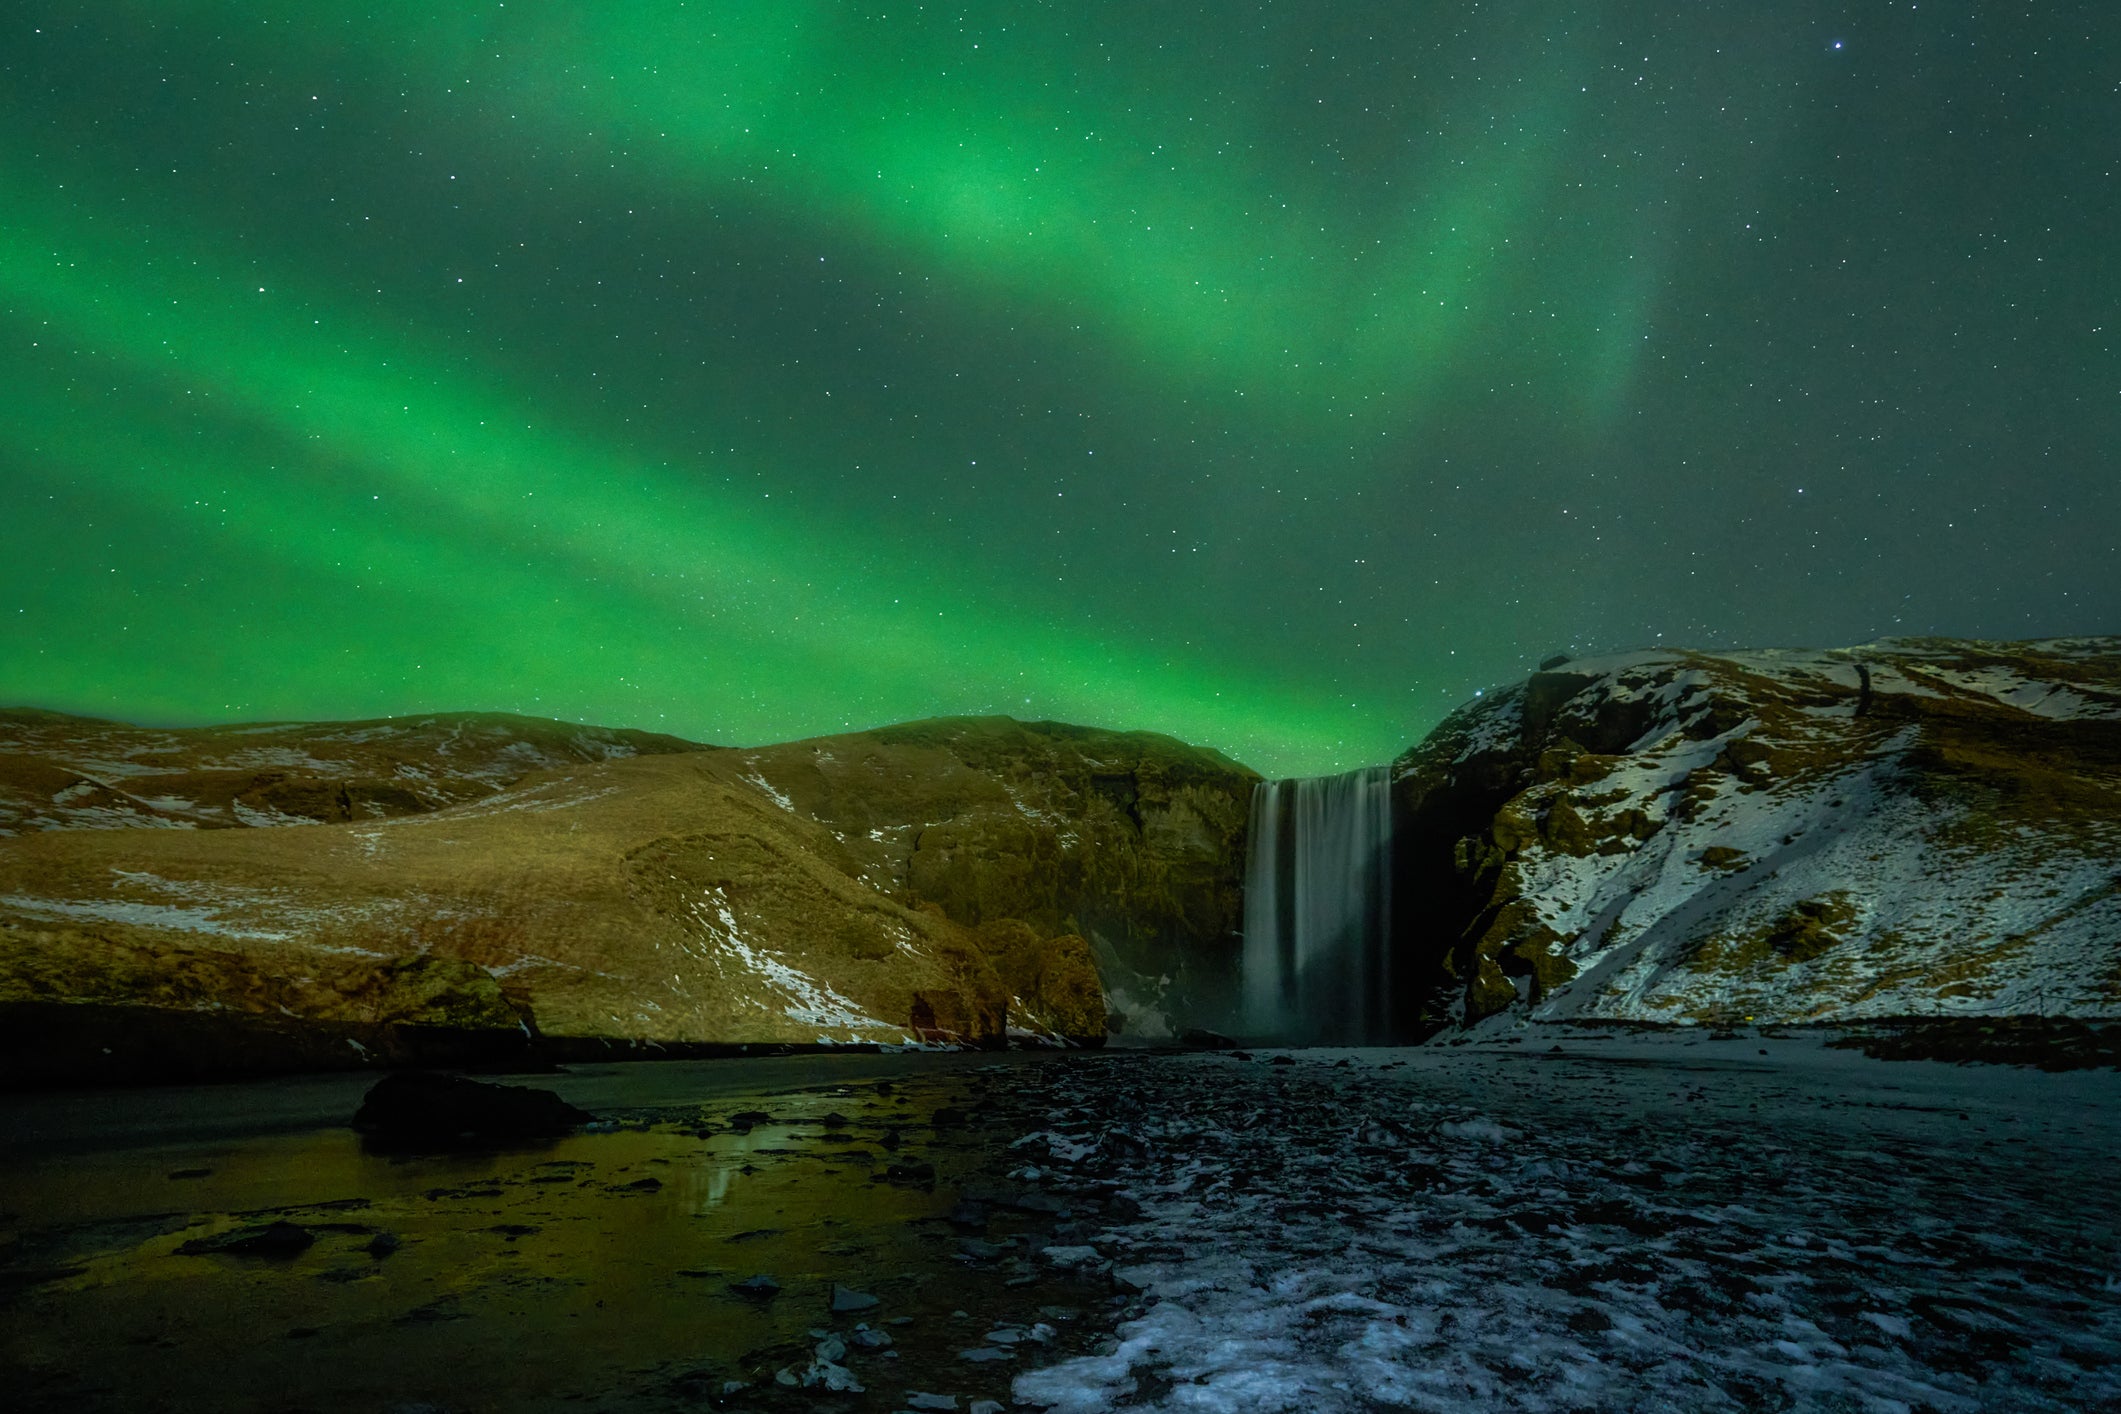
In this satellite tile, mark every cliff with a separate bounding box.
[0,711,1254,1083]
[1392,637,2121,1028]
[730,717,1257,1038]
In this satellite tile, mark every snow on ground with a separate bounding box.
[1,871,404,948]
[1405,639,2121,1025]
[675,882,908,1040]
[737,763,799,812]
[1006,1034,2121,1413]
[0,892,297,942]
[17,801,200,832]
[434,776,616,819]
[230,799,321,828]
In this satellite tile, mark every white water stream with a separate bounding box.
[1240,766,1394,1042]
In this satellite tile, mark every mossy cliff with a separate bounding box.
[1390,637,2121,1029]
[728,717,1258,1039]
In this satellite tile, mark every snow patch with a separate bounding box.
[679,885,899,1035]
[739,770,797,813]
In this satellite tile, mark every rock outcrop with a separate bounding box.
[1393,637,2121,1028]
[729,718,1257,1038]
[0,711,1254,1083]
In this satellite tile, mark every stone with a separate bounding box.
[1007,1191,1069,1215]
[884,1160,936,1187]
[797,1359,863,1392]
[1039,1245,1104,1269]
[351,1071,590,1147]
[830,1284,881,1314]
[179,1221,315,1258]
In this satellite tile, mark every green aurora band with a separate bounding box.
[2,162,1356,763]
[3,2,2114,774]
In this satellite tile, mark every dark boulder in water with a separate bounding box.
[179,1220,315,1258]
[352,1070,591,1146]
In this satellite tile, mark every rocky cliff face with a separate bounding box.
[1393,637,2121,1028]
[0,711,1254,1082]
[727,718,1257,1039]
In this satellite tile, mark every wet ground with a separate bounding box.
[3,1031,2118,1412]
[1,1051,1122,1412]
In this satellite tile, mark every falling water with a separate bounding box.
[1241,766,1395,1043]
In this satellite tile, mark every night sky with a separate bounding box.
[3,3,2115,777]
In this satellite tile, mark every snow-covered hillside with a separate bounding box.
[1392,637,2121,1025]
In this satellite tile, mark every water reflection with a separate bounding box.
[1,1067,1084,1411]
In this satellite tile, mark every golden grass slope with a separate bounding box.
[0,711,1260,1070]
[0,750,1003,1050]
[0,708,706,835]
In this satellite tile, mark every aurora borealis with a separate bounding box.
[3,3,2114,776]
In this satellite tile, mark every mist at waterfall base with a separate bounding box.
[1241,766,1400,1045]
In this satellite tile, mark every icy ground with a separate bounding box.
[1004,1031,2121,1413]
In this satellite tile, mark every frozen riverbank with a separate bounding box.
[3,1032,2115,1410]
[1009,1028,2121,1412]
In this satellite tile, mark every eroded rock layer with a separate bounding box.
[1393,637,2121,1027]
[726,718,1257,1039]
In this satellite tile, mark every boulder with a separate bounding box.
[351,1071,591,1146]
[178,1221,316,1258]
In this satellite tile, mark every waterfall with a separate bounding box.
[1241,766,1395,1044]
